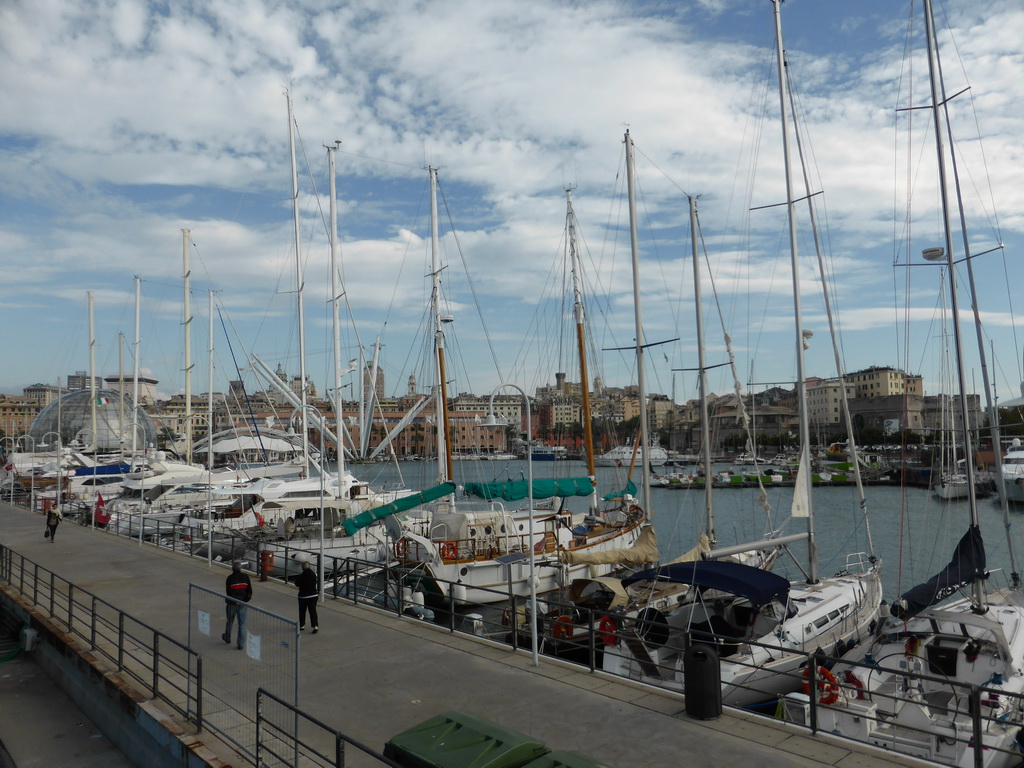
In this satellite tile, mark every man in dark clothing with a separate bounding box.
[223,561,252,649]
[295,560,319,633]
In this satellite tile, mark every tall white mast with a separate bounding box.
[688,196,715,546]
[566,189,597,513]
[207,289,214,566]
[88,291,97,454]
[327,142,347,483]
[922,0,985,608]
[286,90,309,475]
[623,131,653,514]
[772,0,816,582]
[182,228,193,464]
[131,276,141,462]
[429,167,453,484]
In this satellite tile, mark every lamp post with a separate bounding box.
[41,431,62,516]
[17,435,36,512]
[1,436,16,504]
[182,414,214,565]
[483,384,538,667]
[291,405,326,601]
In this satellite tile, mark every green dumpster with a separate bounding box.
[384,711,549,768]
[521,750,613,768]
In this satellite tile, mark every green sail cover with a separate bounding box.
[342,481,456,536]
[603,479,637,501]
[463,477,594,501]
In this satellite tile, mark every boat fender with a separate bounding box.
[451,583,467,605]
[597,615,618,647]
[552,615,573,640]
[802,665,841,706]
[843,670,865,700]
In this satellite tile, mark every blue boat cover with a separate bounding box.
[73,463,131,476]
[891,525,986,619]
[623,560,790,608]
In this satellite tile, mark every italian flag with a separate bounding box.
[96,396,110,405]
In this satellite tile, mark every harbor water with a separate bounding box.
[350,457,1022,603]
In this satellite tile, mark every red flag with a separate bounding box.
[94,494,111,525]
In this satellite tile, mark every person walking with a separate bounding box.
[222,561,252,649]
[295,560,319,634]
[44,508,61,542]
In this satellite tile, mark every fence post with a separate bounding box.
[970,685,983,768]
[587,609,596,672]
[152,631,160,696]
[90,595,98,649]
[67,583,73,632]
[195,655,203,732]
[117,613,125,671]
[255,688,263,767]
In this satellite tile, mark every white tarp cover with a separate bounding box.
[212,436,298,454]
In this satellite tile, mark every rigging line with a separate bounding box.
[217,305,270,465]
[435,175,506,384]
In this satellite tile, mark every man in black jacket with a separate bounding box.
[295,560,319,634]
[223,561,252,649]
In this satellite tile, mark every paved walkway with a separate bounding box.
[0,502,929,768]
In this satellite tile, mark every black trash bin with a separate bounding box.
[683,643,722,720]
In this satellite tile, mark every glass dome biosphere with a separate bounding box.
[29,389,158,452]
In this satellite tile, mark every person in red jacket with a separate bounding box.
[222,561,252,649]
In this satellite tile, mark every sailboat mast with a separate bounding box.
[623,131,654,513]
[772,0,816,582]
[182,228,193,465]
[286,90,310,476]
[327,143,348,482]
[88,291,97,455]
[922,0,984,608]
[429,167,453,483]
[566,189,597,509]
[689,196,715,546]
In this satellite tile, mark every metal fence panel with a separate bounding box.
[188,582,298,762]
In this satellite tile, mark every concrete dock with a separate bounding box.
[0,501,929,768]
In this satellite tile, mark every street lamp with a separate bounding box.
[17,435,35,513]
[483,384,538,667]
[41,431,62,516]
[1,436,16,504]
[291,405,326,601]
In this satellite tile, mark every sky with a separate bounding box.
[2,0,1023,413]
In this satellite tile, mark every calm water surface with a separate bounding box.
[352,458,1022,603]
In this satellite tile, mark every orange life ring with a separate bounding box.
[395,539,408,559]
[597,615,618,647]
[552,615,573,640]
[67,493,78,501]
[439,541,457,560]
[802,665,841,706]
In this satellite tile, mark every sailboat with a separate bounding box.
[819,2,1024,764]
[375,168,647,605]
[600,4,882,707]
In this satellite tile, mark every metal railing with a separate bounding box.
[0,544,202,728]
[41,507,1024,768]
[256,688,403,768]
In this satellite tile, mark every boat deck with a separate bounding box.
[0,499,931,768]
